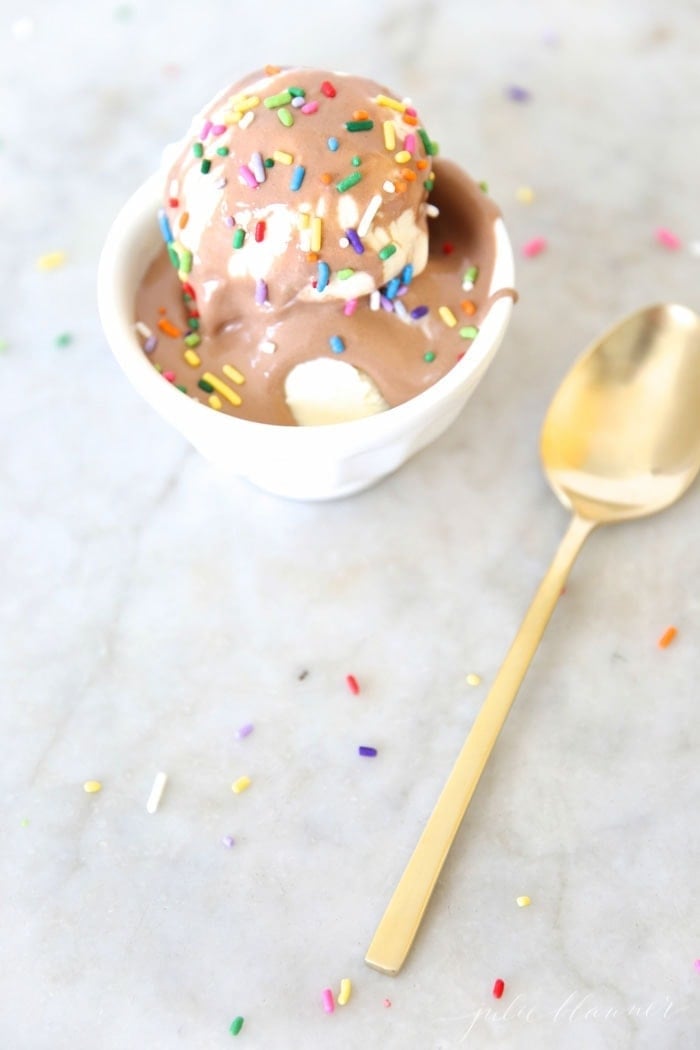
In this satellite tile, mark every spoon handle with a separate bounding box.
[365,512,595,976]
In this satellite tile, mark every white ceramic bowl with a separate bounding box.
[98,173,515,500]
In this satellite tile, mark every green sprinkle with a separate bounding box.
[351,155,362,166]
[216,146,230,156]
[179,249,193,274]
[167,246,180,269]
[264,91,292,108]
[0,337,10,353]
[192,142,204,158]
[184,332,201,347]
[424,350,436,362]
[198,378,215,393]
[200,158,211,174]
[465,265,479,283]
[20,817,30,827]
[175,384,187,393]
[423,178,435,191]
[233,228,245,249]
[336,171,363,193]
[479,180,489,193]
[345,119,374,131]
[277,107,294,127]
[378,243,397,260]
[417,127,439,156]
[187,317,200,330]
[287,86,306,97]
[264,158,275,168]
[55,332,73,348]
[230,1016,245,1036]
[337,268,355,280]
[459,325,479,339]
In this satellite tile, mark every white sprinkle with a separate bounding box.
[260,340,277,354]
[239,110,255,129]
[426,203,440,218]
[291,95,306,108]
[689,240,700,257]
[370,290,381,311]
[146,771,168,814]
[382,180,396,193]
[214,177,227,189]
[393,300,410,323]
[462,278,474,292]
[135,321,152,338]
[338,236,349,248]
[249,151,266,184]
[357,193,383,237]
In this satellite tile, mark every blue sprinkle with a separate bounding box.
[329,335,345,354]
[358,745,378,757]
[401,263,414,285]
[327,136,339,151]
[317,261,330,293]
[410,305,429,320]
[384,277,401,300]
[157,208,174,245]
[290,164,306,191]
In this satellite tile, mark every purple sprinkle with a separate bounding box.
[380,295,394,312]
[410,305,429,320]
[255,279,268,305]
[358,746,378,757]
[235,723,254,740]
[144,335,158,353]
[222,835,235,848]
[345,228,365,254]
[397,284,409,297]
[506,84,531,102]
[291,95,306,109]
[239,164,258,189]
[224,215,235,227]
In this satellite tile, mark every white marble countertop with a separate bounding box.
[2,2,699,1048]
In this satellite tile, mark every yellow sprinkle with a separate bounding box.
[517,896,532,907]
[202,372,242,406]
[222,363,245,385]
[273,150,294,165]
[376,93,407,112]
[184,349,201,367]
[232,776,251,794]
[311,216,323,252]
[208,394,223,411]
[37,251,66,271]
[223,111,241,125]
[466,673,482,687]
[83,780,102,794]
[298,212,311,230]
[438,306,458,328]
[337,978,352,1006]
[394,150,411,165]
[516,186,535,204]
[233,94,260,113]
[383,120,396,151]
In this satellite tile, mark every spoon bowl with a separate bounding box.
[366,302,700,976]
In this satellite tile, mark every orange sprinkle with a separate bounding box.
[402,114,419,126]
[158,306,166,314]
[178,211,189,229]
[400,168,417,181]
[306,252,319,263]
[416,159,429,170]
[352,109,370,121]
[319,172,333,184]
[264,64,281,75]
[658,626,678,649]
[394,180,408,193]
[461,299,477,315]
[157,318,182,338]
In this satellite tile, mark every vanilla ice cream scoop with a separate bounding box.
[161,65,436,332]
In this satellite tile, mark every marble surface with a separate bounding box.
[2,2,699,1048]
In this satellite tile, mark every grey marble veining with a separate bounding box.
[2,2,699,1048]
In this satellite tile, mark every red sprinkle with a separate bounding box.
[255,221,266,242]
[522,236,548,258]
[321,80,337,98]
[181,282,197,299]
[163,370,176,383]
[346,674,360,695]
[168,197,179,207]
[442,242,455,255]
[492,978,505,999]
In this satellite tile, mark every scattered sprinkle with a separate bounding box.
[522,236,548,258]
[506,84,531,102]
[383,998,392,1008]
[55,332,73,348]
[466,673,482,686]
[337,978,352,1006]
[83,780,102,794]
[146,771,168,813]
[317,261,330,293]
[378,243,397,261]
[439,306,458,328]
[358,745,378,757]
[655,227,682,250]
[0,338,9,353]
[657,625,678,649]
[516,186,535,204]
[222,835,235,848]
[229,1016,245,1036]
[329,335,345,354]
[346,119,374,132]
[459,325,479,340]
[290,165,306,191]
[235,723,254,740]
[346,674,360,695]
[462,265,479,289]
[321,80,337,98]
[322,988,335,1013]
[337,171,363,193]
[272,149,293,164]
[411,305,429,320]
[37,251,66,272]
[232,776,251,794]
[516,896,532,907]
[492,978,506,999]
[693,959,700,972]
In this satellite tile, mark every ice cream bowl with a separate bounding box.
[98,172,515,501]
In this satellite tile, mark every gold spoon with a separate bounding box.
[365,302,700,976]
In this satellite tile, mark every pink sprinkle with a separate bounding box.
[346,674,360,695]
[343,298,358,317]
[200,120,212,140]
[239,164,258,189]
[405,106,417,117]
[655,227,682,250]
[211,123,226,136]
[163,370,176,383]
[404,133,416,155]
[301,100,319,114]
[322,988,335,1013]
[383,998,392,1008]
[694,959,700,972]
[522,236,548,258]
